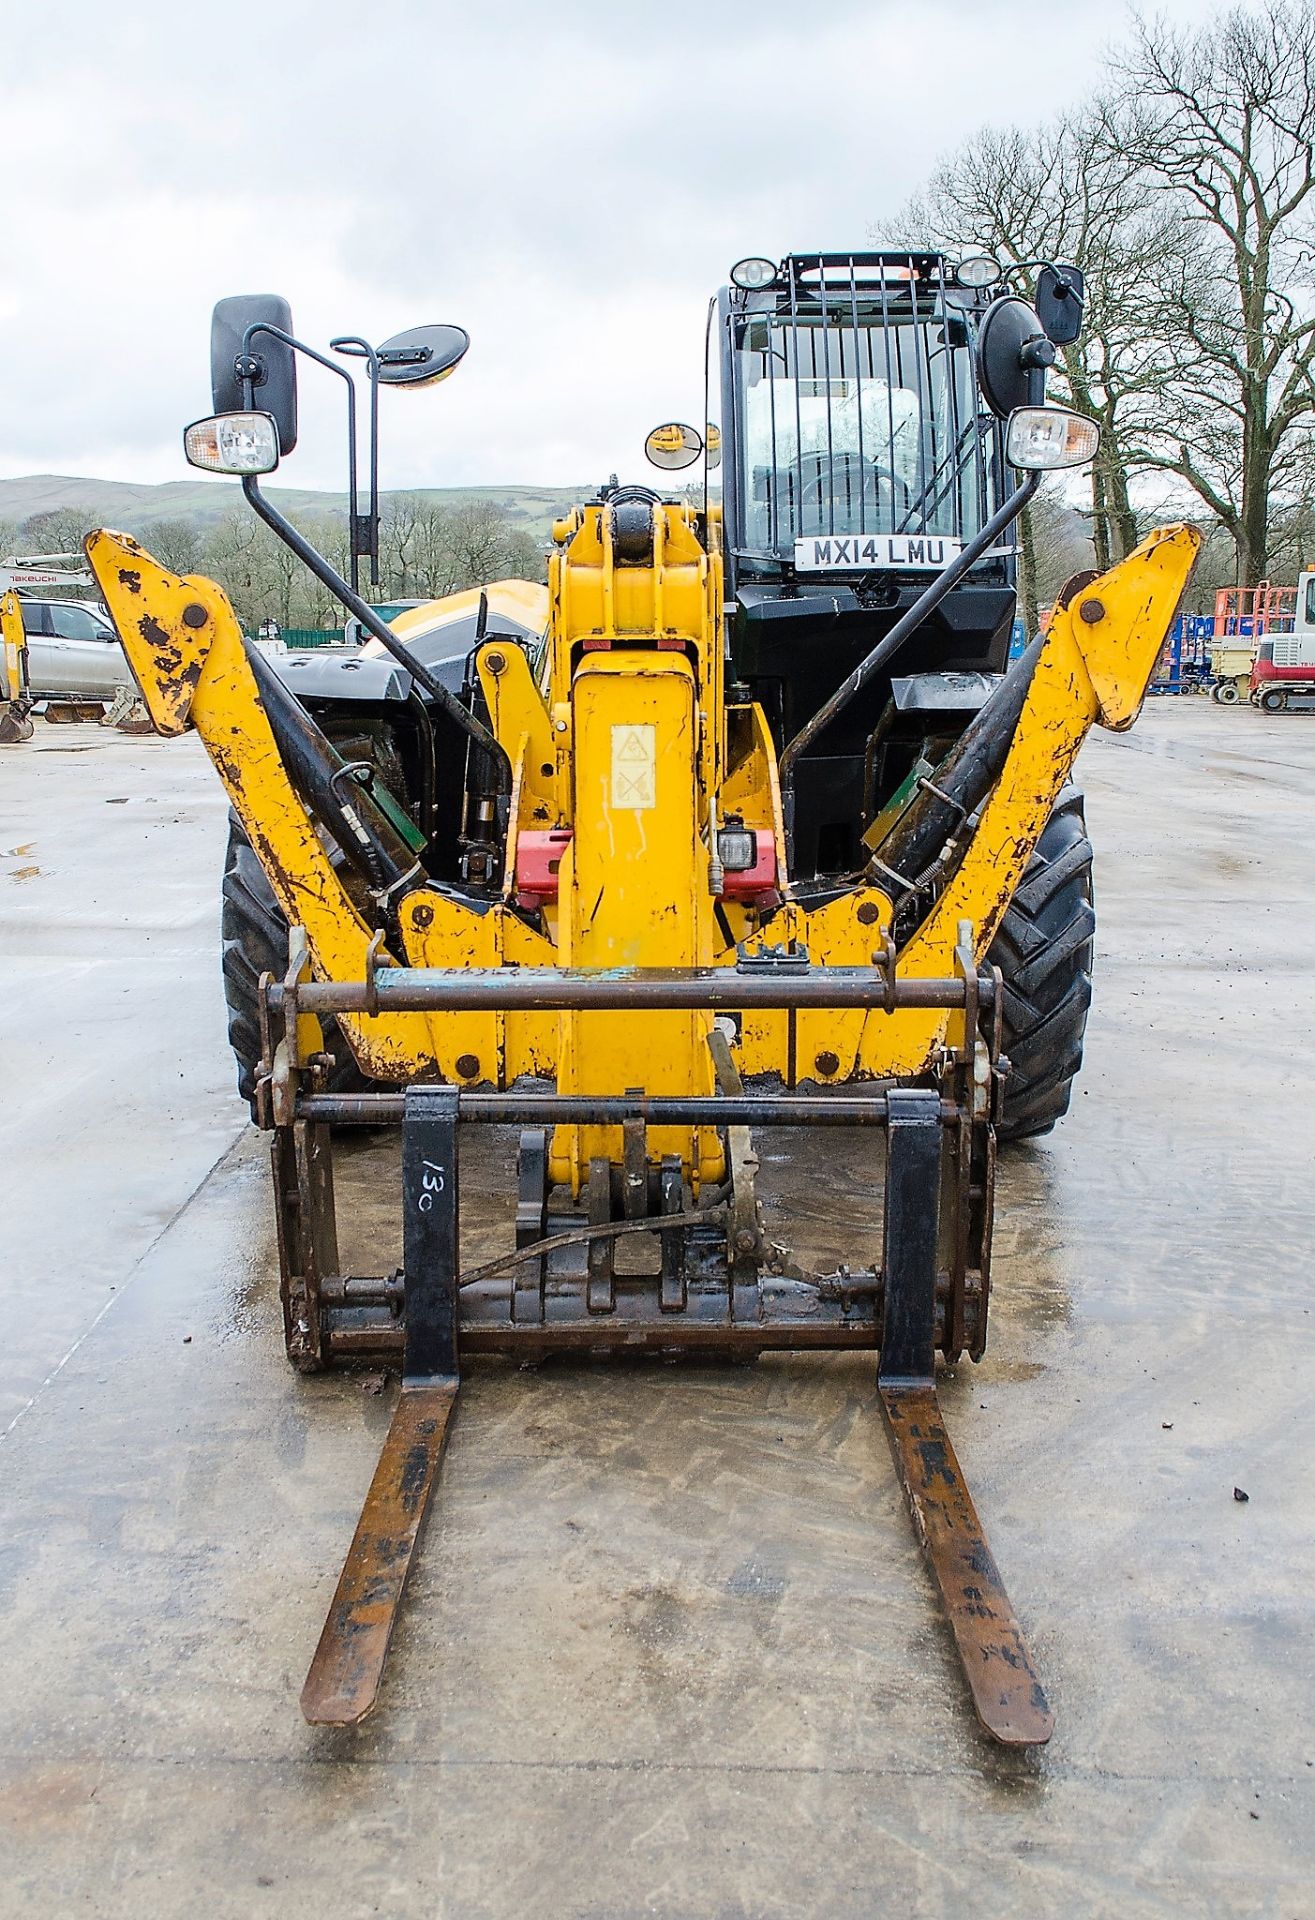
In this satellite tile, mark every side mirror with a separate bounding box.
[1036,265,1085,347]
[373,324,470,389]
[211,294,298,455]
[645,422,703,470]
[976,296,1056,417]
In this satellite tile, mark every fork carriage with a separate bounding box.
[264,940,1049,1747]
[263,943,998,1369]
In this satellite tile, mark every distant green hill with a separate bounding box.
[0,474,591,540]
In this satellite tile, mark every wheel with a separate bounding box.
[221,817,367,1119]
[1215,680,1240,704]
[1259,687,1287,712]
[988,787,1094,1143]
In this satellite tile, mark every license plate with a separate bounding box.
[794,533,963,572]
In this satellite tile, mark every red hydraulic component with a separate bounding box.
[515,825,778,909]
[515,828,572,909]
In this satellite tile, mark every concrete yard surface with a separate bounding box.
[0,703,1313,1919]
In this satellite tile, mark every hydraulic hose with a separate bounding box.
[246,640,420,907]
[865,631,1045,906]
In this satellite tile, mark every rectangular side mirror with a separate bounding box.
[1036,266,1085,347]
[211,295,298,455]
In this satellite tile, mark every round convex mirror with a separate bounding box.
[705,423,722,471]
[376,324,470,388]
[645,422,704,470]
[976,298,1046,418]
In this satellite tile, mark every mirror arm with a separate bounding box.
[331,336,383,589]
[243,321,363,596]
[1007,258,1081,295]
[240,475,513,793]
[777,470,1040,859]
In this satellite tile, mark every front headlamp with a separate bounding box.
[184,411,281,475]
[1005,406,1100,471]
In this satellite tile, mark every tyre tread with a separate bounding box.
[220,819,365,1117]
[988,786,1095,1143]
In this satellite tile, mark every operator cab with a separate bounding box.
[724,253,999,581]
[710,253,1017,883]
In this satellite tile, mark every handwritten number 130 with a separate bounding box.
[417,1160,446,1213]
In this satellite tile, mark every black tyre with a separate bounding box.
[221,817,366,1117]
[987,787,1095,1142]
[1216,680,1240,704]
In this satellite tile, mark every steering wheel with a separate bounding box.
[799,451,911,509]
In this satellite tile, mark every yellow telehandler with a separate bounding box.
[86,254,1197,1745]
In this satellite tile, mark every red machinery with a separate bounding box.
[1249,569,1315,712]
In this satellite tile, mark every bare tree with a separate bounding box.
[200,513,273,633]
[18,507,97,559]
[446,501,519,584]
[180,494,547,630]
[139,517,202,576]
[287,512,352,630]
[885,112,1188,571]
[393,500,547,598]
[1113,4,1315,584]
[1029,485,1100,616]
[380,494,428,599]
[501,526,546,581]
[407,502,466,600]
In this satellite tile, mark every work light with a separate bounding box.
[184,411,281,475]
[730,257,778,291]
[1006,406,1099,470]
[956,255,1002,288]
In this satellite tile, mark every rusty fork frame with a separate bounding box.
[267,939,1050,1746]
[301,1087,461,1725]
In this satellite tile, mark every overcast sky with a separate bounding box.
[3,0,1211,494]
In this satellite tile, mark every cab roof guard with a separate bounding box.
[784,250,949,287]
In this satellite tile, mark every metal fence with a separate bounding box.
[278,629,347,650]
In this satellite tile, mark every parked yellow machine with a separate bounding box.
[1210,640,1258,703]
[0,590,34,743]
[87,255,1198,1745]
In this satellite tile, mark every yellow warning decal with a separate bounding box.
[611,723,656,809]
